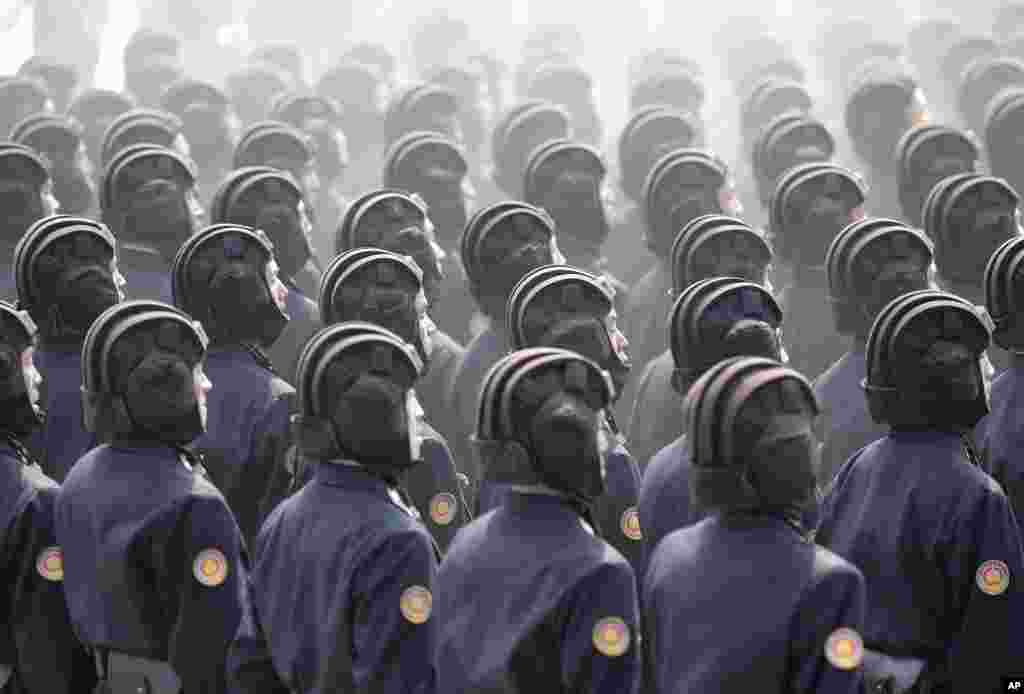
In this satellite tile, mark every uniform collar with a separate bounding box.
[315,460,419,517]
[505,489,596,534]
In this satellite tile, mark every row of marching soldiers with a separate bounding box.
[2,7,1024,694]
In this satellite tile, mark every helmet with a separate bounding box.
[686,356,818,521]
[473,347,615,504]
[523,139,608,252]
[618,106,703,203]
[0,301,42,437]
[668,278,783,394]
[0,143,54,244]
[384,82,460,144]
[507,265,630,395]
[740,77,813,142]
[13,214,120,343]
[12,113,94,215]
[958,56,1024,134]
[864,289,991,430]
[825,218,933,338]
[669,214,772,293]
[0,78,54,137]
[293,322,424,476]
[984,234,1024,349]
[81,300,207,445]
[225,64,292,127]
[171,224,289,348]
[752,114,834,207]
[896,125,979,226]
[99,108,184,169]
[319,248,435,363]
[491,101,571,197]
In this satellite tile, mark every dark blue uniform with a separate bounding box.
[778,276,849,381]
[55,443,249,694]
[817,432,1024,693]
[417,329,465,453]
[812,348,886,485]
[192,348,295,545]
[26,348,96,482]
[638,435,694,560]
[982,354,1024,517]
[478,442,644,575]
[643,514,866,694]
[0,273,14,302]
[620,263,671,427]
[266,282,321,386]
[228,462,439,694]
[119,246,174,304]
[446,324,511,486]
[627,351,681,470]
[1,440,95,694]
[435,492,641,694]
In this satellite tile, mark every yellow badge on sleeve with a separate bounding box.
[36,546,63,582]
[621,507,642,541]
[193,548,228,587]
[400,585,432,624]
[976,559,1010,596]
[430,493,457,526]
[825,628,863,670]
[592,617,631,657]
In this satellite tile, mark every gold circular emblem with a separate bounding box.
[621,507,642,541]
[192,548,228,587]
[825,628,863,670]
[36,546,63,582]
[430,493,457,526]
[976,559,1010,596]
[400,585,432,624]
[592,617,631,657]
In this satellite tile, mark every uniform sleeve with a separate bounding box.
[169,495,250,694]
[241,390,296,545]
[561,561,642,694]
[227,576,290,694]
[350,529,439,694]
[9,487,97,694]
[627,359,662,472]
[405,433,469,553]
[788,560,866,694]
[595,447,644,578]
[946,487,1024,694]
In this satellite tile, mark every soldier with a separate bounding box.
[224,64,292,129]
[957,56,1024,136]
[334,189,465,445]
[610,107,703,288]
[627,58,705,115]
[739,77,813,158]
[751,113,834,214]
[318,251,470,551]
[489,101,571,200]
[384,83,462,147]
[0,300,96,694]
[210,168,321,385]
[638,279,785,556]
[228,324,440,694]
[0,79,54,141]
[0,144,59,299]
[629,216,774,465]
[644,357,867,694]
[984,88,1024,211]
[233,122,319,215]
[11,114,96,216]
[921,173,1022,369]
[382,132,476,343]
[814,219,934,486]
[940,35,1000,118]
[436,348,641,694]
[526,63,602,146]
[522,140,629,314]
[99,108,190,170]
[13,215,124,481]
[445,202,563,492]
[17,56,78,112]
[769,163,868,379]
[66,89,135,177]
[100,144,204,303]
[817,290,1024,693]
[980,235,1024,516]
[248,43,307,90]
[57,300,247,694]
[161,80,239,206]
[504,265,642,572]
[895,125,979,227]
[426,64,490,171]
[171,224,296,545]
[621,148,741,418]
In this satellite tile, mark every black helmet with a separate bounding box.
[473,347,615,504]
[0,300,42,437]
[0,143,55,244]
[864,290,991,431]
[958,56,1024,134]
[13,214,120,344]
[171,224,289,348]
[618,106,703,203]
[668,278,783,395]
[293,322,424,476]
[491,101,571,197]
[384,82,460,144]
[669,214,772,293]
[985,234,1024,349]
[81,300,208,445]
[895,125,979,226]
[752,114,835,208]
[225,63,292,126]
[507,265,630,395]
[686,356,818,521]
[523,139,608,252]
[99,108,185,169]
[0,78,54,137]
[825,218,933,339]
